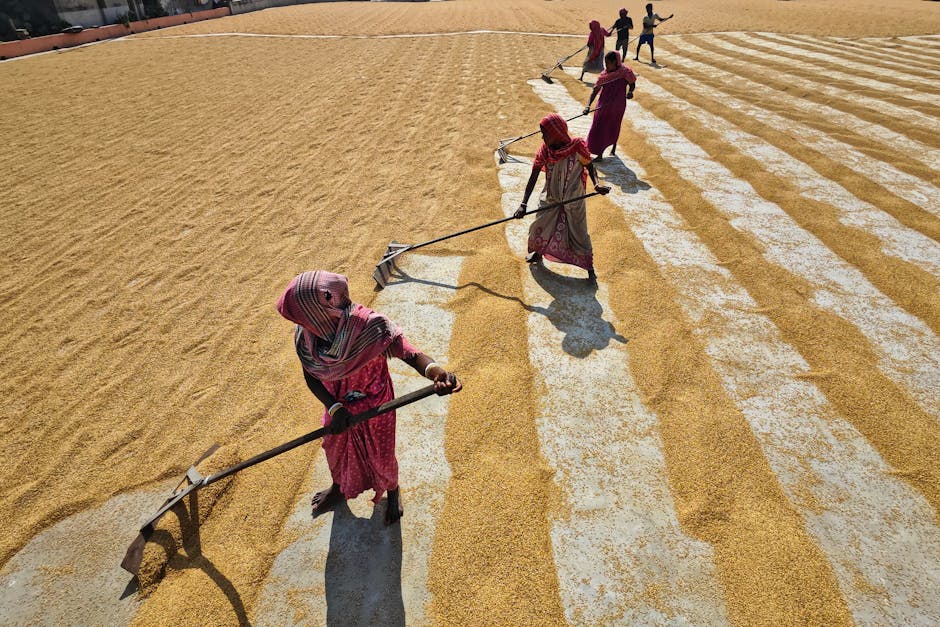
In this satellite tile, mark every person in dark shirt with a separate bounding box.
[612,8,633,61]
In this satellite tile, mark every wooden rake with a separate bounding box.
[373,192,600,289]
[540,44,588,84]
[120,383,447,576]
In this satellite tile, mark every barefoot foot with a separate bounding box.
[311,483,343,518]
[385,488,404,526]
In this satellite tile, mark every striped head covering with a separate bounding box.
[534,113,592,175]
[277,271,401,381]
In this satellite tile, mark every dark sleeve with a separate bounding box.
[627,17,633,29]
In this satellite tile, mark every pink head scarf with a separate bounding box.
[534,113,592,182]
[587,20,609,61]
[595,51,637,88]
[277,270,401,381]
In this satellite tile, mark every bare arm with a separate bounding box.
[302,369,337,408]
[586,161,610,194]
[584,85,601,112]
[514,165,542,218]
[302,369,353,433]
[402,352,462,395]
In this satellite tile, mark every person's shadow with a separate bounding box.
[324,500,404,626]
[594,155,652,194]
[528,264,628,358]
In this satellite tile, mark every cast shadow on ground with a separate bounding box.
[455,269,627,359]
[373,248,626,358]
[379,263,460,291]
[594,156,652,194]
[324,500,404,627]
[130,491,250,626]
[528,264,628,357]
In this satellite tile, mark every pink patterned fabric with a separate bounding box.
[319,334,419,502]
[531,209,594,270]
[276,270,401,381]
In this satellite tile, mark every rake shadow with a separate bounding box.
[380,264,460,291]
[324,500,404,626]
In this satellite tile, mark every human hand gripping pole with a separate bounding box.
[120,382,457,576]
[373,191,601,289]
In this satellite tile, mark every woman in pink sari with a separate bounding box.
[277,270,461,525]
[513,114,610,280]
[580,20,611,80]
[584,51,637,160]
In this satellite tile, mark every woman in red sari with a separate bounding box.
[513,114,610,280]
[580,20,611,81]
[584,51,637,160]
[277,270,461,525]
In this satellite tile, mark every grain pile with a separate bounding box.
[1,0,939,624]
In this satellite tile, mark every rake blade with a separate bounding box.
[120,531,148,576]
[373,241,410,290]
[373,261,394,290]
[496,144,509,164]
[540,73,554,84]
[119,444,217,576]
[382,241,410,257]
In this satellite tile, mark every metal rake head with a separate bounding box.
[373,241,411,290]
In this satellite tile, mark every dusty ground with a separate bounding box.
[1,0,939,625]
[139,0,940,37]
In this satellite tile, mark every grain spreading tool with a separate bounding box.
[373,191,600,289]
[540,44,588,84]
[121,383,448,575]
[496,106,601,164]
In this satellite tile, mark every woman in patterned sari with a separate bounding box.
[513,114,610,280]
[277,270,461,525]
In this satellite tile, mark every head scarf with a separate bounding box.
[533,113,592,182]
[595,51,637,88]
[619,8,628,19]
[587,20,609,61]
[277,270,401,381]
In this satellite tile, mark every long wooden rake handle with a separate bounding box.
[499,107,602,149]
[199,384,440,488]
[543,43,589,75]
[397,191,602,256]
[121,383,447,575]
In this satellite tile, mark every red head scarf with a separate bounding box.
[533,113,592,182]
[277,270,401,381]
[595,51,637,88]
[587,20,609,61]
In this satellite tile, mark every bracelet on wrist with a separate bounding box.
[424,361,439,378]
[328,402,344,417]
